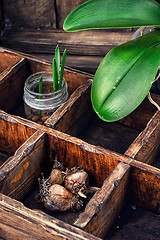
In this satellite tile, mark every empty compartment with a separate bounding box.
[0,110,36,168]
[45,82,160,156]
[0,51,21,73]
[106,203,160,240]
[105,160,160,240]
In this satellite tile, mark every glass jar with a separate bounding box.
[23,71,68,124]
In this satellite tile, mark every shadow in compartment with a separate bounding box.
[106,203,160,240]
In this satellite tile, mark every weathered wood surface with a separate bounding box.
[119,93,158,132]
[0,52,21,73]
[0,46,93,78]
[130,160,160,213]
[0,110,36,155]
[0,151,11,167]
[2,0,56,28]
[0,130,45,200]
[56,0,86,28]
[0,46,160,239]
[0,110,132,186]
[45,79,93,136]
[45,80,159,157]
[33,53,104,74]
[0,57,28,112]
[0,47,92,98]
[74,162,130,238]
[0,193,100,240]
[1,29,132,56]
[106,204,160,240]
[0,1,2,30]
[0,29,132,73]
[125,110,160,164]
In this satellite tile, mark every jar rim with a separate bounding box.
[24,71,66,97]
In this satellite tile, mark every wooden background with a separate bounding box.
[1,0,86,29]
[1,0,159,73]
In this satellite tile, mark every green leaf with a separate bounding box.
[63,0,160,31]
[59,49,67,90]
[39,76,43,100]
[52,58,58,91]
[91,31,160,122]
[55,45,60,80]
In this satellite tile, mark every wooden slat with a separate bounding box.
[74,162,130,238]
[56,0,86,29]
[0,46,94,77]
[0,193,100,240]
[33,53,103,73]
[119,93,158,132]
[0,131,45,200]
[0,57,29,112]
[0,110,36,155]
[45,79,93,136]
[125,110,160,165]
[2,0,56,28]
[0,1,3,30]
[0,111,132,186]
[1,29,133,56]
[0,52,21,73]
[130,160,160,213]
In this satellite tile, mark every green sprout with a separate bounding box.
[63,0,160,122]
[39,45,67,95]
[52,45,67,91]
[39,76,43,100]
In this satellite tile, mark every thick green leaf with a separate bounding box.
[91,31,160,122]
[63,0,160,31]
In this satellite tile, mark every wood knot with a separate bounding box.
[114,180,120,187]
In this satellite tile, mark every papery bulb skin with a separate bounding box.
[65,167,89,195]
[44,184,83,211]
[49,168,65,185]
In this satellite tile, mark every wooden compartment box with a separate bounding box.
[0,47,160,239]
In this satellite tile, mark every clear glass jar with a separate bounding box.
[23,71,68,124]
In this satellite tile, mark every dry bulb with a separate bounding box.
[37,159,99,212]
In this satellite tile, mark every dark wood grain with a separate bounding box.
[0,1,2,30]
[2,0,56,28]
[74,162,130,238]
[0,52,22,73]
[0,193,100,240]
[130,160,160,213]
[1,29,133,56]
[125,110,160,165]
[0,57,28,112]
[45,79,93,136]
[0,110,36,155]
[0,130,46,200]
[56,0,86,28]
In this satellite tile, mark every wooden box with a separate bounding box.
[0,48,160,240]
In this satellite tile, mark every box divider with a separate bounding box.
[125,110,160,165]
[0,193,100,240]
[74,162,130,238]
[0,130,46,200]
[130,159,160,213]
